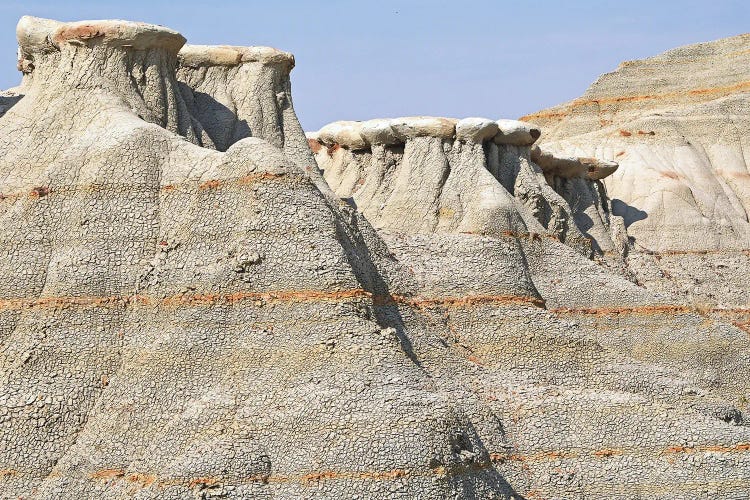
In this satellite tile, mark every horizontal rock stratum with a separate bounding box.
[1,16,749,499]
[525,33,750,312]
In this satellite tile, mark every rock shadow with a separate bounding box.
[177,82,252,151]
[612,198,648,228]
[333,210,526,499]
[0,93,23,118]
[332,209,421,367]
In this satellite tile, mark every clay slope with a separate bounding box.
[524,33,750,309]
[309,117,750,498]
[0,16,749,500]
[1,16,515,499]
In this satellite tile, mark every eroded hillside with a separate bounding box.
[0,16,748,499]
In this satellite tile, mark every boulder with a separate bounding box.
[494,119,541,146]
[455,117,499,142]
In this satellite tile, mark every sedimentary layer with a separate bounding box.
[1,16,749,500]
[309,117,627,259]
[524,33,750,309]
[308,116,750,497]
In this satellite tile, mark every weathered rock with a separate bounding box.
[526,32,750,310]
[176,42,328,193]
[312,113,750,498]
[455,117,499,142]
[312,116,624,258]
[2,16,750,500]
[494,119,541,146]
[530,145,619,180]
[2,16,503,499]
[525,33,750,253]
[360,118,400,145]
[390,116,457,140]
[317,120,367,149]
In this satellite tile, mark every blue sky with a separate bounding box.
[1,0,748,130]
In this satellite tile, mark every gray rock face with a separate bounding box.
[175,43,328,194]
[1,16,749,499]
[310,116,750,498]
[525,33,750,310]
[311,117,626,258]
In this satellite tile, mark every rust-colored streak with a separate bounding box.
[90,469,125,480]
[198,179,222,189]
[0,173,289,203]
[466,354,484,366]
[236,173,287,185]
[300,471,337,484]
[53,25,106,44]
[520,80,750,122]
[553,304,750,319]
[161,289,372,307]
[593,448,623,458]
[187,477,219,488]
[390,294,546,309]
[0,295,140,311]
[0,289,546,312]
[662,443,750,455]
[0,469,18,478]
[619,130,632,137]
[126,473,156,487]
[308,138,323,153]
[490,442,750,464]
[29,442,750,491]
[490,451,575,464]
[551,304,694,316]
[88,468,408,489]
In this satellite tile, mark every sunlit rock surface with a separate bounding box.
[0,17,748,499]
[525,33,750,310]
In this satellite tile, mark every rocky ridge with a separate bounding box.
[0,16,748,499]
[524,33,750,311]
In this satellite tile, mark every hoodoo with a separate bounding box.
[0,16,749,499]
[310,117,625,259]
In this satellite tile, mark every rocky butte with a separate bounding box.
[0,15,748,499]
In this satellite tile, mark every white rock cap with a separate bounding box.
[17,16,186,56]
[317,121,368,150]
[360,119,400,146]
[494,119,542,146]
[531,146,618,180]
[390,116,457,141]
[310,116,546,149]
[179,44,294,70]
[455,117,500,142]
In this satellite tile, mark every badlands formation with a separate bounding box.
[524,33,750,310]
[0,15,748,500]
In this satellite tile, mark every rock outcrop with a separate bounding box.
[176,45,320,180]
[309,116,750,498]
[310,117,627,259]
[1,16,749,499]
[524,33,750,309]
